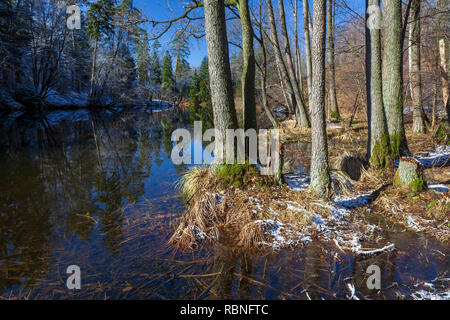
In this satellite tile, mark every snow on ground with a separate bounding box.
[45,90,90,108]
[283,173,310,191]
[398,145,450,168]
[428,183,449,194]
[411,278,450,300]
[334,194,373,209]
[45,109,91,126]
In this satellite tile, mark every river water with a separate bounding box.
[0,107,448,299]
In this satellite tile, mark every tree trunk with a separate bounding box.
[409,0,426,133]
[327,0,340,121]
[204,0,238,163]
[278,0,310,128]
[309,0,330,197]
[239,0,257,131]
[382,0,409,157]
[367,0,390,168]
[439,38,449,121]
[266,0,295,115]
[293,0,303,91]
[90,37,98,98]
[303,0,313,104]
[258,10,279,128]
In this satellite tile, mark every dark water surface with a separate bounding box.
[0,108,448,299]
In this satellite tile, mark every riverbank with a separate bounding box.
[171,120,450,253]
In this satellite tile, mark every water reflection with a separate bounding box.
[0,109,448,300]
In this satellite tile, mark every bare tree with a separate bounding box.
[367,0,390,167]
[238,0,257,130]
[309,0,330,197]
[303,0,313,102]
[327,0,340,121]
[382,0,409,157]
[409,0,426,133]
[204,0,238,163]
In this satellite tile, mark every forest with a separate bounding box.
[0,0,449,301]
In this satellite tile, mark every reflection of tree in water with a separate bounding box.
[0,153,53,293]
[209,241,238,299]
[0,110,175,295]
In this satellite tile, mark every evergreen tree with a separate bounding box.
[161,51,174,92]
[149,41,162,85]
[136,36,151,85]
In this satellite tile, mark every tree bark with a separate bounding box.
[327,0,340,121]
[409,0,426,133]
[257,7,279,128]
[239,0,257,131]
[90,37,98,98]
[278,0,310,128]
[309,0,330,197]
[303,0,313,104]
[367,0,390,168]
[382,0,409,157]
[204,0,238,163]
[265,0,295,115]
[439,38,449,121]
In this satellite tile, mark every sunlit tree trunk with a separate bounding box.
[382,0,409,157]
[327,0,339,121]
[204,0,238,163]
[367,0,390,167]
[309,0,330,197]
[266,0,295,114]
[409,0,426,133]
[257,7,279,128]
[278,0,310,127]
[239,0,257,131]
[303,0,313,104]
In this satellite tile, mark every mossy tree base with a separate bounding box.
[393,158,427,193]
[370,135,391,168]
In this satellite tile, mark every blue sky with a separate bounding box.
[134,0,365,68]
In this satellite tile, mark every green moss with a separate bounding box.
[389,133,402,159]
[330,111,339,120]
[370,135,390,168]
[213,162,259,189]
[410,176,426,194]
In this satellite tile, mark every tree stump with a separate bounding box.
[394,157,427,192]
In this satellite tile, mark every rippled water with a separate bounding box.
[0,107,448,300]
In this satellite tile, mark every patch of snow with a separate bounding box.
[334,194,373,209]
[411,279,450,300]
[45,109,90,126]
[284,173,310,191]
[428,183,450,194]
[414,145,450,168]
[327,124,343,130]
[45,90,89,107]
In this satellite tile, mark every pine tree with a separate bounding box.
[161,51,174,92]
[149,41,162,85]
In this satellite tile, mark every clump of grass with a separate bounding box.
[169,193,224,249]
[236,221,267,249]
[176,166,209,201]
